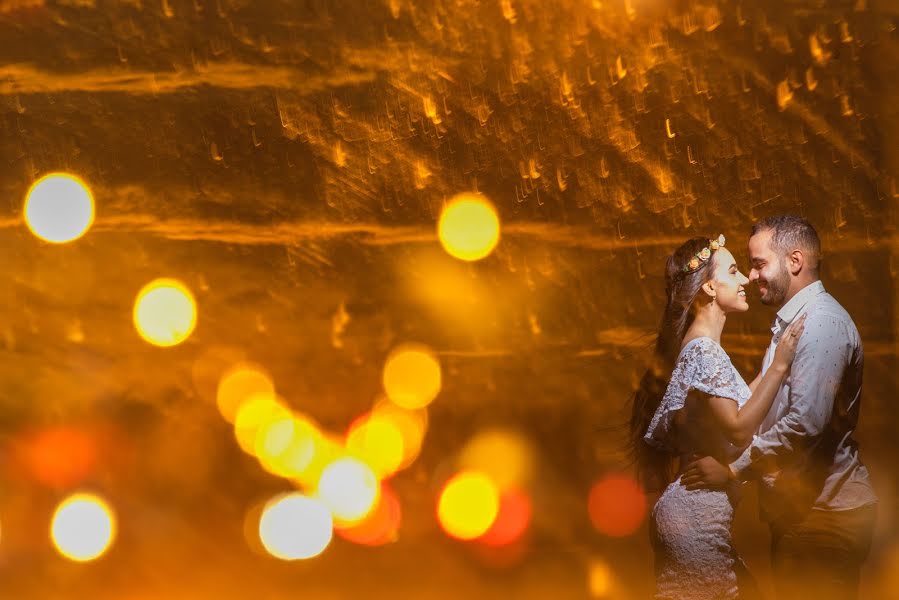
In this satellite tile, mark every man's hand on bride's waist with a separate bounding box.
[681,456,737,490]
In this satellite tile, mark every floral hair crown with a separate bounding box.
[682,234,726,273]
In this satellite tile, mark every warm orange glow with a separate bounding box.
[437,471,500,541]
[345,413,405,478]
[316,457,380,524]
[478,488,531,547]
[458,429,534,491]
[50,493,116,562]
[24,173,95,243]
[22,426,96,489]
[382,344,442,410]
[216,364,274,424]
[588,558,613,597]
[437,193,501,261]
[335,484,401,546]
[587,475,647,538]
[233,394,290,455]
[133,278,197,347]
[258,493,333,560]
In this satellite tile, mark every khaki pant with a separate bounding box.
[770,504,877,600]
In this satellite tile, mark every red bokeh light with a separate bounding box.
[20,426,97,489]
[479,488,531,547]
[587,475,646,538]
[335,483,401,546]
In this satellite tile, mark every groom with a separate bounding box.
[682,215,877,600]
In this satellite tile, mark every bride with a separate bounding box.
[629,235,806,599]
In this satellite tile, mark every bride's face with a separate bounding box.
[709,248,750,313]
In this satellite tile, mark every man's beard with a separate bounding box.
[759,263,789,306]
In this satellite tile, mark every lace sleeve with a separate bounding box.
[690,339,750,406]
[644,338,750,450]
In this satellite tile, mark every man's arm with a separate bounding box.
[729,310,850,481]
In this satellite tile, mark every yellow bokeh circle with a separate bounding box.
[133,278,197,347]
[216,364,275,424]
[382,344,442,410]
[437,471,500,540]
[437,193,500,261]
[346,414,406,478]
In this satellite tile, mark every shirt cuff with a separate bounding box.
[729,447,753,480]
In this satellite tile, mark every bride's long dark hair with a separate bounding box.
[629,236,717,492]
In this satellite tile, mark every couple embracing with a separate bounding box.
[630,215,877,600]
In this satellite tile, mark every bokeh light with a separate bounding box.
[437,471,500,541]
[382,344,442,410]
[233,394,290,455]
[458,429,535,491]
[478,488,531,547]
[371,398,428,471]
[316,457,380,524]
[24,173,95,243]
[258,493,333,560]
[50,493,116,562]
[437,193,501,261]
[22,426,96,489]
[291,433,343,488]
[254,412,297,467]
[133,278,197,347]
[587,475,647,538]
[345,413,405,478]
[335,483,402,546]
[215,363,274,423]
[257,415,321,479]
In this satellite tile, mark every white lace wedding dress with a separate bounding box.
[643,336,753,600]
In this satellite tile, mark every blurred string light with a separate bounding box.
[24,173,95,243]
[316,457,379,525]
[133,278,197,347]
[254,410,299,464]
[437,192,501,261]
[335,483,401,546]
[258,493,332,560]
[291,433,344,489]
[450,429,535,548]
[370,398,428,471]
[216,363,274,424]
[233,394,291,455]
[587,475,647,538]
[215,342,439,554]
[345,412,406,478]
[256,414,321,479]
[50,493,116,562]
[437,471,500,540]
[382,344,442,410]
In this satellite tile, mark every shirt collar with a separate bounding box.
[775,280,825,328]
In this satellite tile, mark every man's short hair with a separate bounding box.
[751,215,821,270]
